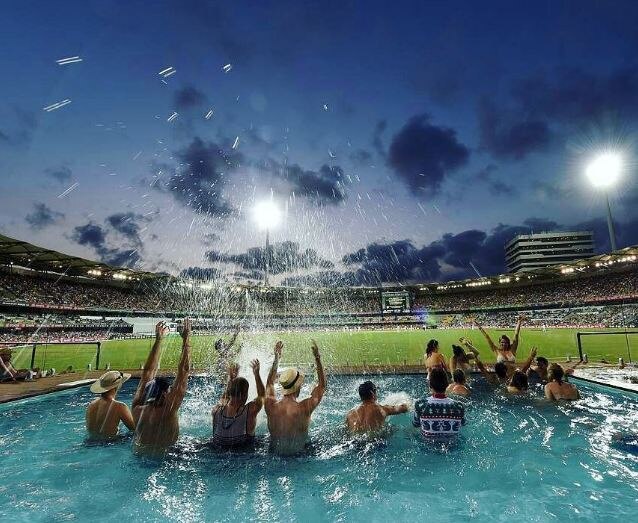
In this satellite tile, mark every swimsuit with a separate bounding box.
[212,405,253,448]
[497,352,516,363]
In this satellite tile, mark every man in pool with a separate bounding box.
[346,381,408,433]
[264,339,326,454]
[413,368,465,439]
[211,359,265,448]
[213,325,240,378]
[131,319,191,455]
[86,370,135,440]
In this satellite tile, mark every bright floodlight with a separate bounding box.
[253,200,281,230]
[586,153,622,189]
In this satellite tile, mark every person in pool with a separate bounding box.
[473,315,525,366]
[131,319,192,456]
[446,369,470,397]
[424,339,449,376]
[86,370,135,440]
[413,368,466,439]
[346,381,409,433]
[527,356,550,385]
[214,325,240,372]
[545,363,580,401]
[210,359,265,448]
[264,340,326,455]
[450,344,479,374]
[507,370,529,395]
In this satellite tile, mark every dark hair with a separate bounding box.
[453,369,466,384]
[144,377,172,404]
[426,339,439,357]
[510,370,528,391]
[548,363,564,384]
[499,335,511,349]
[429,367,449,393]
[228,377,249,399]
[452,345,467,363]
[358,380,377,401]
[536,356,549,367]
[494,362,508,379]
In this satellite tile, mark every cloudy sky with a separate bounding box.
[1,0,638,284]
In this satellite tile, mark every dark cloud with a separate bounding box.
[342,239,445,284]
[478,98,551,160]
[349,149,373,166]
[70,218,143,269]
[479,66,638,161]
[25,203,64,230]
[474,164,517,196]
[201,232,220,246]
[372,119,387,158]
[160,137,241,216]
[106,212,148,247]
[387,114,470,196]
[282,270,359,287]
[173,85,207,111]
[179,266,223,280]
[0,107,36,147]
[45,165,73,184]
[207,241,333,275]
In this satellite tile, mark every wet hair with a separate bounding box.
[426,339,439,357]
[494,362,508,379]
[358,380,377,401]
[214,339,224,351]
[510,370,528,391]
[453,369,466,385]
[548,363,564,384]
[536,356,549,367]
[144,377,172,404]
[228,377,249,399]
[429,367,449,393]
[451,345,468,364]
[499,335,511,349]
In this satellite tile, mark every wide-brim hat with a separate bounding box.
[90,370,130,393]
[279,367,305,395]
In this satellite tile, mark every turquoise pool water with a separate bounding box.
[1,375,637,522]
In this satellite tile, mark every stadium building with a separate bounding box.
[505,231,594,273]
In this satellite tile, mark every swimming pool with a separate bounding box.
[1,375,637,522]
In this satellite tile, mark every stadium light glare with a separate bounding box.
[586,153,622,188]
[253,200,281,231]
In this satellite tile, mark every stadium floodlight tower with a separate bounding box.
[585,152,622,252]
[253,199,281,285]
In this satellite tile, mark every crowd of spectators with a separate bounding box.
[1,266,637,318]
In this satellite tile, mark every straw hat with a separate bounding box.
[90,370,130,394]
[279,367,304,395]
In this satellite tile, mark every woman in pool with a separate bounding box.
[473,315,525,366]
[545,363,580,401]
[424,339,449,376]
[449,344,479,374]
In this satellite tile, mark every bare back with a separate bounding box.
[86,398,133,440]
[265,397,314,454]
[133,403,179,455]
[545,381,580,401]
[346,403,387,433]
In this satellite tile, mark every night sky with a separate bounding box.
[1,0,638,284]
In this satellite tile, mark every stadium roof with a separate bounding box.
[0,234,164,282]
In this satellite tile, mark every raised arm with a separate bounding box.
[165,318,192,412]
[265,341,283,401]
[219,363,239,404]
[512,315,525,354]
[474,320,498,352]
[132,321,167,409]
[301,340,326,414]
[382,404,409,416]
[248,359,265,414]
[519,347,537,374]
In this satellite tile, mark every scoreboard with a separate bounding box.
[381,291,410,313]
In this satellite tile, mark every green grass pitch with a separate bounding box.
[8,327,637,371]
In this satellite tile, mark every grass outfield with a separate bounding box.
[9,327,637,371]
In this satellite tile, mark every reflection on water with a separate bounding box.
[0,375,637,522]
